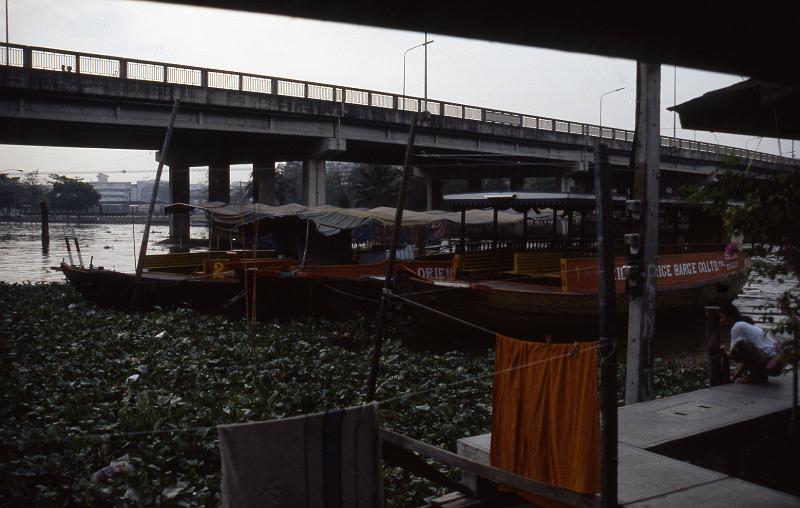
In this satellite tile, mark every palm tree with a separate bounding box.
[350,164,402,208]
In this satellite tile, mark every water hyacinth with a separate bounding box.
[1,282,708,506]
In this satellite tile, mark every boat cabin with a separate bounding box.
[442,191,736,290]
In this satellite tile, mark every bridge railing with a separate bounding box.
[0,43,792,167]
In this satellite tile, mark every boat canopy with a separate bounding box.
[443,192,701,211]
[164,201,525,235]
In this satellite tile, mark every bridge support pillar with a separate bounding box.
[426,176,442,210]
[303,159,326,206]
[168,162,190,243]
[467,177,482,193]
[252,159,276,205]
[510,175,525,192]
[209,161,230,203]
[557,176,576,193]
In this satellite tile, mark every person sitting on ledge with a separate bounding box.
[719,302,784,384]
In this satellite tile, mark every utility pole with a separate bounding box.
[625,63,660,404]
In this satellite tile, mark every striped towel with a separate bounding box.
[218,402,383,508]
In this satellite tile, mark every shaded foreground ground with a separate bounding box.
[1,283,708,507]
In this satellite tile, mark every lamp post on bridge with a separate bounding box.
[401,37,434,112]
[4,0,9,65]
[599,87,625,137]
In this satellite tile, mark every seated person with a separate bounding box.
[719,303,783,384]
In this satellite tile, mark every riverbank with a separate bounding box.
[1,282,709,507]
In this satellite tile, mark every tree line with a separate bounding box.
[0,172,101,214]
[1,163,559,214]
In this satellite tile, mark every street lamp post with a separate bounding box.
[5,0,8,65]
[423,31,428,112]
[599,87,625,137]
[401,37,434,112]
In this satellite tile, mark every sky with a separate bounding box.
[1,0,795,184]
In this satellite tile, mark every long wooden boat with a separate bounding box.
[397,249,749,339]
[61,262,242,313]
[228,255,455,318]
[161,202,515,319]
[381,190,752,339]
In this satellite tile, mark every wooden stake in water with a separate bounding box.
[135,99,180,281]
[131,203,137,270]
[40,201,49,252]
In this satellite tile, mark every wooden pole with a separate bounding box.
[366,112,419,401]
[793,330,798,437]
[39,201,49,252]
[522,209,529,250]
[705,306,729,386]
[135,99,180,281]
[566,207,573,244]
[580,209,586,242]
[492,208,498,251]
[625,63,660,404]
[459,208,466,255]
[594,143,617,508]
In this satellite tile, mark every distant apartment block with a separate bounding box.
[91,173,134,203]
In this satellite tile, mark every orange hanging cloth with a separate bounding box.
[490,334,600,505]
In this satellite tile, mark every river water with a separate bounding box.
[0,220,206,283]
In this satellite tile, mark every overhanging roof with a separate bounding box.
[154,1,800,85]
[669,80,800,140]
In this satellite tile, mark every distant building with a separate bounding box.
[91,173,134,204]
[134,179,169,203]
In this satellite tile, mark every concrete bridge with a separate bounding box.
[0,44,792,240]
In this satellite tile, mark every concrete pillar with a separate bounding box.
[426,176,442,210]
[510,175,525,192]
[252,159,276,205]
[303,159,326,206]
[558,176,576,193]
[467,177,482,193]
[168,162,190,242]
[208,161,230,203]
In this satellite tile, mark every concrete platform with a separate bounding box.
[618,378,792,449]
[457,374,799,506]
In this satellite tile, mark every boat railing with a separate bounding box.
[461,238,611,254]
[461,239,726,255]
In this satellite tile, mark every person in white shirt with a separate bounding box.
[719,303,783,384]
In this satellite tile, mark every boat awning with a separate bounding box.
[443,192,627,210]
[165,202,525,235]
[442,192,702,211]
[669,79,800,140]
[164,202,309,226]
